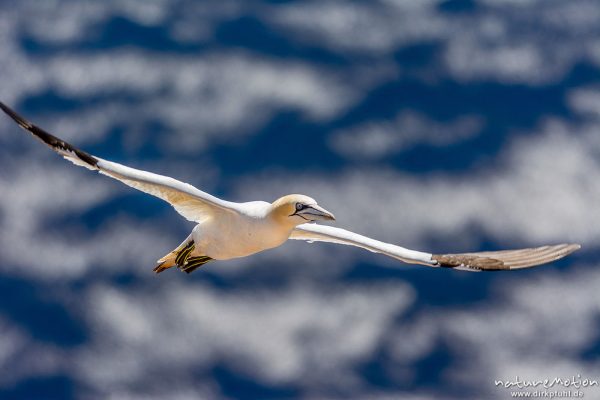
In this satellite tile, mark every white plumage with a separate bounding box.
[0,102,580,274]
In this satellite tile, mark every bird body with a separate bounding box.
[0,101,581,274]
[191,201,292,260]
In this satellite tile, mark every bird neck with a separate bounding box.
[267,205,300,230]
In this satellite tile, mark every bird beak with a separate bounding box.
[297,204,336,221]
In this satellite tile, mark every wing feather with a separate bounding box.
[291,224,580,271]
[437,243,581,270]
[0,102,239,222]
[290,224,436,266]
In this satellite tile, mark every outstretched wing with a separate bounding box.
[290,224,580,271]
[0,102,240,222]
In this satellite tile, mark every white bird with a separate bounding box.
[0,102,580,274]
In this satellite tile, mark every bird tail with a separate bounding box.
[154,235,194,273]
[153,235,213,274]
[153,253,178,273]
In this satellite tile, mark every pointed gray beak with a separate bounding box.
[297,204,336,221]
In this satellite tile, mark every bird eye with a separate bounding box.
[296,203,304,211]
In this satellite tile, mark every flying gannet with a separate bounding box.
[0,102,580,273]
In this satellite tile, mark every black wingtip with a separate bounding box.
[0,100,98,168]
[0,101,33,130]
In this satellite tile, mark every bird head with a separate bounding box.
[270,194,335,225]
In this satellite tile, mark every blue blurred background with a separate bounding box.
[0,1,598,399]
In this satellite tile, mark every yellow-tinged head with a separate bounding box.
[270,194,335,226]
